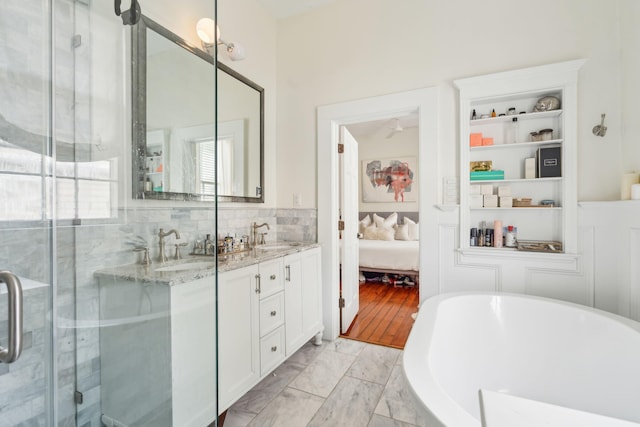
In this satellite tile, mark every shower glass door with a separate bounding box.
[1,1,218,426]
[0,0,56,425]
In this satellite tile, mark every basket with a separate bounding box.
[512,198,532,207]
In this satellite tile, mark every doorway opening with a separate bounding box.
[317,87,439,344]
[338,113,421,349]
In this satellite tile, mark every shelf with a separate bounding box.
[435,204,459,212]
[470,177,562,184]
[470,110,562,126]
[471,207,561,211]
[147,172,163,175]
[471,139,562,151]
[458,247,580,262]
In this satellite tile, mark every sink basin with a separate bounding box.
[154,261,216,272]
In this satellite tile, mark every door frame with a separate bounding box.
[317,87,440,340]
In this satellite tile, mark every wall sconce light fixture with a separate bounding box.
[196,18,246,61]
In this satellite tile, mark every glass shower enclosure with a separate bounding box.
[0,1,219,425]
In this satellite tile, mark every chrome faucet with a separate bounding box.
[252,222,270,246]
[158,228,180,262]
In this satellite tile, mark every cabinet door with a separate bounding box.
[284,253,304,355]
[300,248,322,336]
[285,248,323,355]
[218,265,260,412]
[170,277,216,426]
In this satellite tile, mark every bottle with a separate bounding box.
[478,225,484,247]
[470,228,478,246]
[505,117,518,144]
[491,109,497,118]
[485,229,493,247]
[493,220,503,248]
[144,177,152,191]
[505,225,517,247]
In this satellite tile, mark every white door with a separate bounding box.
[340,126,360,333]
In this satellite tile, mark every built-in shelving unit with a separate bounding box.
[454,60,585,255]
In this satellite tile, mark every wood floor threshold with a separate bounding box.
[340,281,418,349]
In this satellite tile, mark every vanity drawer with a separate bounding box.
[260,326,285,376]
[259,292,285,337]
[258,258,284,299]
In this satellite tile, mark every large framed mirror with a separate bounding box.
[132,15,264,202]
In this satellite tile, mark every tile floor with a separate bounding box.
[223,338,433,427]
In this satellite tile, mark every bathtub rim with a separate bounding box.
[402,291,640,427]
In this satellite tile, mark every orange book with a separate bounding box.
[482,137,494,146]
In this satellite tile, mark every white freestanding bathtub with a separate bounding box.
[403,293,640,427]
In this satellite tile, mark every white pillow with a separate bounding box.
[373,212,398,229]
[394,223,410,241]
[404,217,420,240]
[363,224,394,241]
[358,215,371,234]
[376,226,395,241]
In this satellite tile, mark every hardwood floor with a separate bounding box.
[341,280,419,349]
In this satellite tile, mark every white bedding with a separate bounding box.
[358,239,420,272]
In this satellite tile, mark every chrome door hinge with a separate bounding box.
[338,220,345,231]
[339,297,345,308]
[74,391,84,405]
[338,143,344,154]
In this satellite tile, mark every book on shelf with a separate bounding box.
[470,170,504,181]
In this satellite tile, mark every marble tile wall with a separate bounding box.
[0,206,317,426]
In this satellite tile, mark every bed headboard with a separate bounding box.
[359,211,419,224]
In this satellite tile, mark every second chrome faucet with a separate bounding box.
[158,228,180,262]
[252,222,270,246]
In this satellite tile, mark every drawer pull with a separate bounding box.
[270,310,277,317]
[255,274,261,294]
[271,346,277,352]
[270,274,276,280]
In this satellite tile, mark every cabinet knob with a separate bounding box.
[270,274,276,280]
[271,346,277,352]
[270,310,277,317]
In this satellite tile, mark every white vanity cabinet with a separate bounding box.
[284,247,322,355]
[218,246,323,414]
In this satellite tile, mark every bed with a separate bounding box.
[356,211,420,283]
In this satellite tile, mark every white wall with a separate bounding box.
[355,128,419,213]
[276,0,635,206]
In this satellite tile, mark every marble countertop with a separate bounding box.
[94,242,319,286]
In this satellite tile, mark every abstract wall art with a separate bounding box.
[362,157,417,202]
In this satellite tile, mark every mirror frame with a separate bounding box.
[132,15,264,202]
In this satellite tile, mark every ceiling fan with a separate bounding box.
[385,118,404,139]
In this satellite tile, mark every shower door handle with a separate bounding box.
[0,271,23,364]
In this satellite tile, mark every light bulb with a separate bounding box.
[196,18,220,44]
